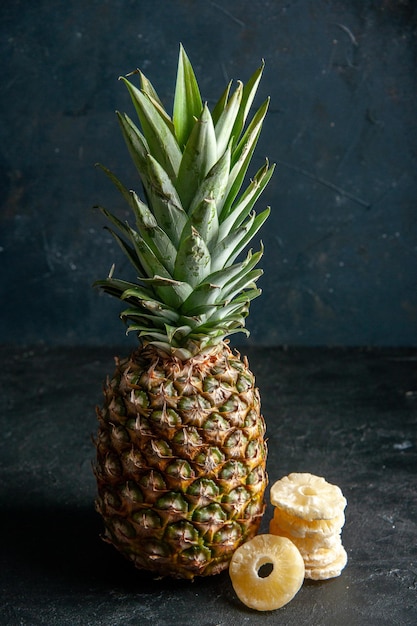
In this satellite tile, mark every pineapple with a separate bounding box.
[94,45,274,579]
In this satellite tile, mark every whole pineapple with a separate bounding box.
[94,45,274,579]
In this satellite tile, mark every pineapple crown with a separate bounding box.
[95,44,274,360]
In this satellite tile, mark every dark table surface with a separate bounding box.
[1,345,416,626]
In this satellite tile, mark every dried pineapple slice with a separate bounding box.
[272,505,345,538]
[269,472,348,580]
[229,534,305,611]
[304,545,348,580]
[301,541,343,568]
[269,517,341,552]
[270,473,347,521]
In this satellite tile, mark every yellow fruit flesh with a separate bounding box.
[270,472,347,521]
[272,504,345,538]
[269,517,341,552]
[305,545,348,580]
[229,534,305,611]
[269,473,348,581]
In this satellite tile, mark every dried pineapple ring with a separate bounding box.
[229,534,305,611]
[269,518,341,552]
[273,505,345,538]
[301,540,343,568]
[270,473,347,521]
[305,545,348,580]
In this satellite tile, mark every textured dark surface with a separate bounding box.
[1,345,416,625]
[1,0,417,347]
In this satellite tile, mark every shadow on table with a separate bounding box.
[1,503,227,594]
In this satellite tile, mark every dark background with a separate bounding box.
[1,4,417,624]
[1,0,416,348]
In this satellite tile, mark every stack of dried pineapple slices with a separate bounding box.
[229,472,348,612]
[269,473,348,580]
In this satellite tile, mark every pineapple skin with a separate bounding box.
[95,341,267,579]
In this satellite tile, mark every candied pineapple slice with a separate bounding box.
[305,545,348,580]
[270,473,347,521]
[269,472,348,580]
[229,534,305,611]
[272,505,345,538]
[269,517,341,552]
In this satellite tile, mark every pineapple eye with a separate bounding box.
[165,459,194,479]
[220,460,247,480]
[111,518,136,540]
[246,439,264,460]
[179,545,212,566]
[150,407,182,427]
[223,430,249,457]
[194,446,225,468]
[164,521,199,546]
[203,413,230,431]
[246,465,266,490]
[132,509,162,530]
[236,373,253,393]
[140,470,166,491]
[192,503,227,524]
[150,438,173,459]
[102,490,121,510]
[110,423,130,446]
[212,521,242,545]
[104,453,122,477]
[223,486,250,505]
[187,478,220,499]
[171,426,203,451]
[142,540,170,558]
[121,481,143,503]
[156,492,189,513]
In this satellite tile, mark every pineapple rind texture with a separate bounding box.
[95,342,267,579]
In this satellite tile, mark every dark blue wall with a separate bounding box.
[1,0,416,347]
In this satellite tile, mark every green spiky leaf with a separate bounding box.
[218,159,275,240]
[176,103,218,211]
[173,44,203,148]
[95,45,273,353]
[230,60,265,148]
[145,154,188,248]
[214,81,243,157]
[116,112,149,182]
[211,81,232,126]
[174,226,212,288]
[130,191,177,275]
[188,144,231,221]
[119,76,182,180]
[221,97,270,222]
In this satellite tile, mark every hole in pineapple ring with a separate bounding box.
[257,561,274,578]
[298,485,318,497]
